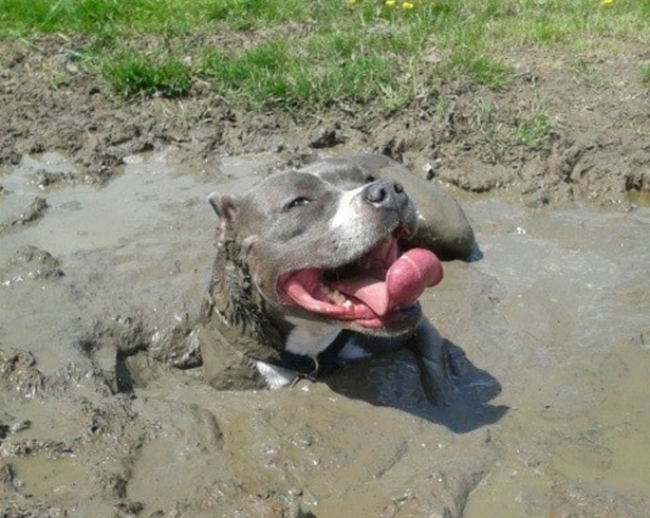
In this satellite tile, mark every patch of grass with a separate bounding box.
[200,38,394,109]
[510,112,552,148]
[568,57,612,89]
[48,71,71,90]
[364,22,430,57]
[449,53,513,91]
[439,94,552,164]
[101,51,191,98]
[439,0,650,51]
[205,0,313,29]
[4,0,648,44]
[2,0,650,107]
[0,0,338,36]
[641,62,650,86]
[307,31,361,61]
[570,57,593,76]
[0,0,199,35]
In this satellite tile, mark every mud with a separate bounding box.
[1,150,649,518]
[2,37,650,209]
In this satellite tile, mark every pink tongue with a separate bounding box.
[333,248,443,316]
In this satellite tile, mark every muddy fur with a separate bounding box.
[199,235,295,390]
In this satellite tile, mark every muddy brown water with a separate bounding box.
[1,151,649,517]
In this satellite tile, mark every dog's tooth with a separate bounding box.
[342,299,353,308]
[330,289,347,305]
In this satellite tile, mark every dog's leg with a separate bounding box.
[410,319,453,406]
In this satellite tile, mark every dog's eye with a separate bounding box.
[364,174,376,183]
[285,197,312,210]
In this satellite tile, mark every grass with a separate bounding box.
[1,0,649,119]
[448,53,513,91]
[642,62,650,86]
[438,96,552,164]
[199,38,394,109]
[101,52,191,98]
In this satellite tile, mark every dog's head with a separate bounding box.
[209,163,443,336]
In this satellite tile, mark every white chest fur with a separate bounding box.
[254,318,340,389]
[284,317,341,356]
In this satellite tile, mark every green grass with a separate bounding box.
[101,51,191,98]
[199,38,394,108]
[206,0,317,30]
[436,93,552,164]
[3,0,648,42]
[2,0,649,109]
[448,53,513,91]
[642,62,650,86]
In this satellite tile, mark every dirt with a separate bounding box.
[2,36,650,206]
[1,35,650,518]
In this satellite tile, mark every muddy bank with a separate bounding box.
[1,152,649,517]
[2,37,650,208]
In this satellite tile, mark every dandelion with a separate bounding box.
[348,0,357,4]
[385,0,396,6]
[601,0,613,5]
[402,1,414,8]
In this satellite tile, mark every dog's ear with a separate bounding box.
[208,192,240,239]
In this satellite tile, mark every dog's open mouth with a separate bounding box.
[278,237,443,326]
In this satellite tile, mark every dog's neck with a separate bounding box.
[201,234,352,386]
[202,236,295,365]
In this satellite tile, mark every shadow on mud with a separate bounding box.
[324,340,508,434]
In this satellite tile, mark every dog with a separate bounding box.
[198,155,476,405]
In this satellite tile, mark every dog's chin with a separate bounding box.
[274,300,422,336]
[341,303,423,336]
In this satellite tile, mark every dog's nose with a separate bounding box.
[363,180,406,207]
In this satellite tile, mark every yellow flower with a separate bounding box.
[402,1,414,8]
[601,0,613,5]
[385,0,396,6]
[348,0,357,4]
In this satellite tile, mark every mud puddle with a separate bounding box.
[1,152,649,517]
[0,151,262,258]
